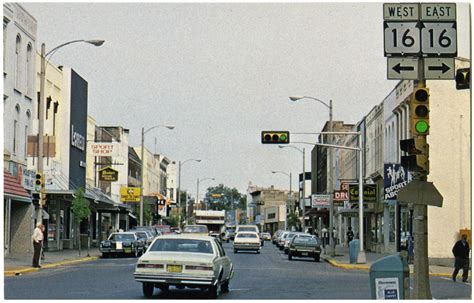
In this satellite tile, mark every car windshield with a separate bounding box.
[282,233,288,239]
[149,239,213,254]
[183,226,208,233]
[294,237,317,245]
[239,227,257,232]
[109,234,135,241]
[136,232,148,239]
[237,233,257,238]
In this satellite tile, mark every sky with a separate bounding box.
[22,1,471,198]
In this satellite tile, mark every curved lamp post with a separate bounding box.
[197,177,215,211]
[272,170,292,230]
[140,125,175,226]
[37,39,105,222]
[177,159,201,228]
[289,95,335,256]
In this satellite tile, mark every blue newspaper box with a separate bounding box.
[349,239,359,264]
[369,253,410,299]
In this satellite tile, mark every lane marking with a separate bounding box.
[229,288,250,291]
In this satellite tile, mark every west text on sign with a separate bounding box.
[383,3,419,20]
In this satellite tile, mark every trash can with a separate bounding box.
[369,253,410,299]
[349,239,360,264]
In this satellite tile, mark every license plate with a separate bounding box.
[167,265,182,273]
[301,252,308,256]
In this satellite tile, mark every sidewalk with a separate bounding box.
[321,245,468,278]
[4,248,101,276]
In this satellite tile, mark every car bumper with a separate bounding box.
[233,244,260,250]
[100,248,134,253]
[134,273,216,286]
[289,250,320,257]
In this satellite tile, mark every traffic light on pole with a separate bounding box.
[261,131,290,144]
[400,137,429,173]
[32,193,40,206]
[455,68,470,90]
[410,88,430,136]
[35,172,44,191]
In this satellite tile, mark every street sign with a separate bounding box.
[396,180,443,207]
[424,57,454,79]
[384,22,420,56]
[120,186,141,202]
[383,3,419,21]
[420,22,457,56]
[420,3,456,21]
[387,57,419,79]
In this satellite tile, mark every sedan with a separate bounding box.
[288,235,322,262]
[134,230,155,251]
[261,232,272,241]
[100,232,146,258]
[284,232,308,254]
[233,232,261,254]
[134,235,233,299]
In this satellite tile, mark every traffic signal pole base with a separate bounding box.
[356,251,367,264]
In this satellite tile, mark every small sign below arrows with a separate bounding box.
[387,58,419,80]
[424,57,455,79]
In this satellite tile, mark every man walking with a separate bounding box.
[32,222,44,268]
[452,234,470,282]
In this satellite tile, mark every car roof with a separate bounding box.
[155,234,215,240]
[110,232,136,235]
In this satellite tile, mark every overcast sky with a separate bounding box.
[23,1,471,197]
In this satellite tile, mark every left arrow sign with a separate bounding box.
[393,63,415,74]
[387,58,419,80]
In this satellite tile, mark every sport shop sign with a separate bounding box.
[384,163,409,201]
[88,142,119,157]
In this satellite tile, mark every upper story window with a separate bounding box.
[15,34,21,89]
[26,43,33,97]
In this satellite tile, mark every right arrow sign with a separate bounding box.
[424,57,455,79]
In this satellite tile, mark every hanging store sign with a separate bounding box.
[311,194,330,208]
[349,184,377,203]
[384,163,409,201]
[120,187,141,202]
[98,166,119,182]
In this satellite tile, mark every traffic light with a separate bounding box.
[409,88,430,136]
[34,172,44,192]
[32,193,40,206]
[261,131,290,144]
[400,137,429,173]
[39,192,47,205]
[455,68,470,90]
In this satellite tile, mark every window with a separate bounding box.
[26,44,32,96]
[15,35,21,89]
[13,119,17,154]
[24,125,28,159]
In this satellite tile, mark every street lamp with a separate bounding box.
[177,159,201,228]
[289,95,335,256]
[271,170,292,230]
[278,145,306,232]
[197,177,215,211]
[140,125,175,226]
[36,39,105,222]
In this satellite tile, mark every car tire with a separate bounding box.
[261,241,264,247]
[279,246,283,251]
[134,247,139,258]
[158,285,169,292]
[102,253,109,258]
[284,249,288,255]
[315,254,320,262]
[234,249,238,253]
[142,282,154,298]
[227,239,230,243]
[256,250,260,254]
[221,280,230,293]
[208,285,218,299]
[288,253,292,260]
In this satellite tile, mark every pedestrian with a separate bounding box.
[31,222,44,268]
[346,226,354,245]
[40,224,46,261]
[332,227,338,245]
[452,234,470,282]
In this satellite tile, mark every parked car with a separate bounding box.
[277,231,290,249]
[272,230,283,244]
[288,234,322,262]
[100,232,146,258]
[134,230,155,250]
[236,225,263,246]
[261,232,272,241]
[182,225,209,236]
[233,232,261,254]
[134,234,234,299]
[133,226,159,237]
[284,232,309,254]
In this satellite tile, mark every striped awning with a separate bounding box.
[4,170,31,203]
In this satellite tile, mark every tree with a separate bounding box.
[71,188,91,256]
[143,205,153,225]
[287,211,299,231]
[205,184,243,212]
[168,214,180,227]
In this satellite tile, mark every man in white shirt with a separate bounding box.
[32,222,44,268]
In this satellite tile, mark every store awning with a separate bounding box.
[335,208,374,217]
[4,170,31,203]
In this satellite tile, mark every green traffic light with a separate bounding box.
[280,134,287,141]
[415,120,429,134]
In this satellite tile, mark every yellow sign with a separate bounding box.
[120,187,141,202]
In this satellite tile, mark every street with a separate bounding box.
[4,241,471,300]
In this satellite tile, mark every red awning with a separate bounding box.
[4,170,30,200]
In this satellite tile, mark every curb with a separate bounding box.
[4,256,99,277]
[322,256,470,278]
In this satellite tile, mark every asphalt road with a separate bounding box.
[4,241,472,299]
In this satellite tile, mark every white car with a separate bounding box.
[236,225,264,246]
[134,234,234,299]
[233,232,261,254]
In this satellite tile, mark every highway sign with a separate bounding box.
[420,3,456,21]
[383,3,419,21]
[424,57,454,79]
[384,22,420,56]
[387,57,419,79]
[421,22,457,56]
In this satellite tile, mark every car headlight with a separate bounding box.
[101,241,111,247]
